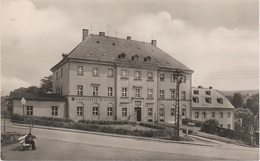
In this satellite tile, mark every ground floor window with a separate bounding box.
[52,106,58,116]
[27,106,33,116]
[171,108,175,116]
[107,107,113,116]
[93,107,98,115]
[195,112,199,118]
[148,108,153,116]
[159,108,164,116]
[160,119,164,122]
[77,107,83,115]
[122,108,127,116]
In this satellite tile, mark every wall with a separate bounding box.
[53,62,70,95]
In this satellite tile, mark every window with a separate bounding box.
[108,69,114,77]
[171,74,176,82]
[135,71,141,79]
[148,72,153,80]
[122,108,127,116]
[77,107,83,115]
[77,85,83,95]
[148,89,153,98]
[118,53,126,59]
[56,87,60,94]
[132,55,139,61]
[205,97,212,103]
[160,119,164,122]
[108,87,113,96]
[227,112,231,118]
[171,90,175,99]
[60,87,63,95]
[194,90,199,95]
[193,97,199,103]
[93,107,98,115]
[181,91,186,100]
[227,124,231,129]
[195,112,199,118]
[92,68,99,77]
[220,124,223,128]
[93,86,99,96]
[160,74,165,81]
[217,98,223,104]
[52,106,58,116]
[181,109,185,116]
[211,112,215,117]
[159,108,164,116]
[148,119,153,122]
[144,56,151,62]
[107,107,112,116]
[77,66,83,75]
[122,70,127,78]
[206,90,211,95]
[135,88,141,97]
[159,90,165,99]
[61,68,63,78]
[55,71,59,79]
[122,88,127,97]
[220,112,223,118]
[148,108,153,116]
[27,106,33,116]
[182,76,186,83]
[171,108,175,116]
[203,112,206,118]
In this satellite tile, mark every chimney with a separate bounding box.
[127,36,131,40]
[82,29,89,41]
[151,40,157,46]
[198,86,203,89]
[209,86,213,89]
[99,32,105,36]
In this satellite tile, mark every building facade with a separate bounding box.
[191,86,235,129]
[51,29,193,122]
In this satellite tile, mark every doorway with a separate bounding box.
[136,108,141,121]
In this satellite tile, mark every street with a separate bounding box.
[1,120,259,160]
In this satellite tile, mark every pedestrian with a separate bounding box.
[25,133,37,150]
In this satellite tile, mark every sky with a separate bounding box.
[1,0,259,96]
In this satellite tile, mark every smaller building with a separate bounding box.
[8,91,67,119]
[191,86,234,129]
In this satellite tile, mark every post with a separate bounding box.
[3,117,5,133]
[23,105,24,119]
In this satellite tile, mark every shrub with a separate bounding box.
[11,113,24,122]
[201,119,219,134]
[1,132,26,146]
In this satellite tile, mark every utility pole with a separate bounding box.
[174,68,183,141]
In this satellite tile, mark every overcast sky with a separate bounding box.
[1,0,259,96]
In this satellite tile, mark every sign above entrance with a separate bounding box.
[72,97,114,102]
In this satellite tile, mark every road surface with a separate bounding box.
[1,119,259,160]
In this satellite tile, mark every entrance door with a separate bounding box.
[136,108,141,121]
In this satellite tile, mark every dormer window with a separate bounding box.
[131,55,139,61]
[118,53,126,59]
[206,90,211,95]
[193,97,199,103]
[144,56,151,62]
[205,97,212,103]
[217,98,223,104]
[194,90,199,95]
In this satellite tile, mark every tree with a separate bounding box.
[246,93,259,115]
[234,107,257,133]
[39,75,53,93]
[232,93,244,108]
[13,86,39,93]
[201,119,219,134]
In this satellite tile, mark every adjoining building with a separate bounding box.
[191,86,235,129]
[8,91,67,119]
[50,29,193,122]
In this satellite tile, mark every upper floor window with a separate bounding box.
[205,97,212,103]
[206,90,211,95]
[211,112,215,117]
[77,85,83,95]
[135,88,141,98]
[160,74,165,81]
[122,88,127,97]
[159,90,165,99]
[182,76,186,83]
[171,90,176,99]
[131,55,139,61]
[148,89,153,98]
[108,69,114,77]
[227,112,231,118]
[217,98,223,104]
[147,72,153,80]
[181,91,186,100]
[220,112,223,118]
[171,74,176,82]
[56,71,59,80]
[135,71,141,79]
[148,108,153,116]
[92,68,99,77]
[77,66,83,75]
[61,68,63,78]
[92,86,99,96]
[228,124,231,129]
[194,90,199,95]
[193,97,199,103]
[108,87,113,97]
[203,112,206,118]
[121,70,128,78]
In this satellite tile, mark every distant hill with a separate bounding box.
[218,90,259,97]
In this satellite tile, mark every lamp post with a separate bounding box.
[174,68,183,141]
[21,97,26,119]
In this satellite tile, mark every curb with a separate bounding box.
[12,122,214,147]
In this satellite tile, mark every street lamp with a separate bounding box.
[174,68,184,141]
[21,97,26,119]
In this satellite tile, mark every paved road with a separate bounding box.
[1,120,259,160]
